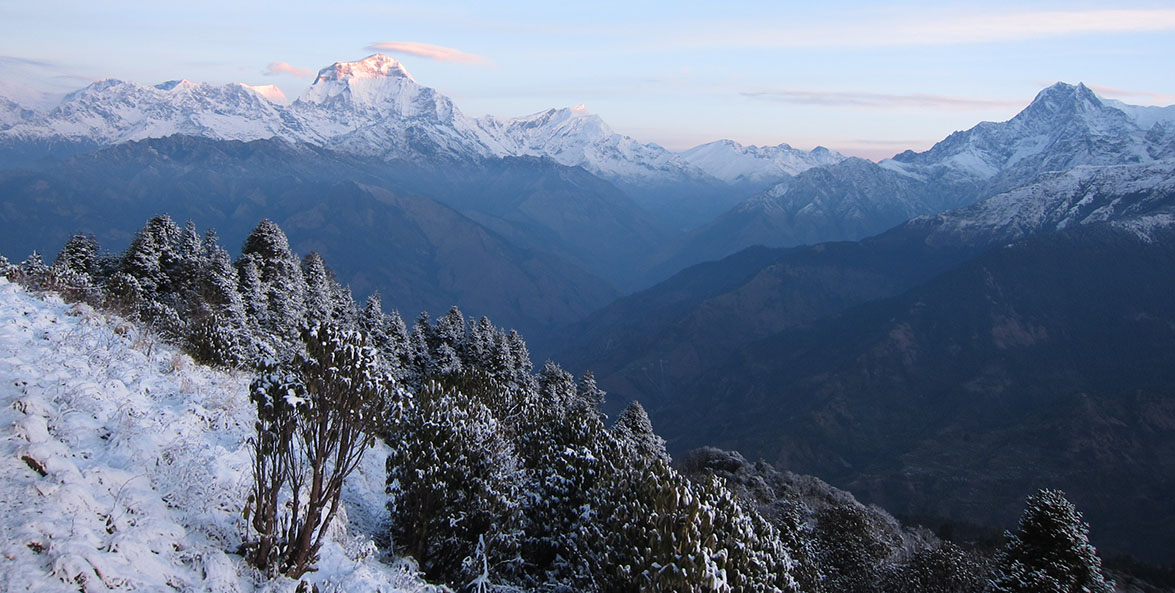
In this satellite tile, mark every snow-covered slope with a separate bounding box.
[678,140,845,184]
[880,82,1174,191]
[291,54,506,162]
[479,105,711,185]
[2,79,303,145]
[0,54,732,186]
[917,160,1175,245]
[0,279,430,592]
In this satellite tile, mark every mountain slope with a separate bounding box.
[0,136,618,344]
[563,158,1175,414]
[678,140,845,185]
[683,225,1175,564]
[654,83,1175,278]
[0,278,427,592]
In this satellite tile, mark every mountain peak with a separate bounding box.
[1021,81,1104,119]
[312,54,414,84]
[240,83,288,104]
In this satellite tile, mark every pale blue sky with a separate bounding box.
[2,1,1173,159]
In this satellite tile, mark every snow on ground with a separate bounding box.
[0,278,436,592]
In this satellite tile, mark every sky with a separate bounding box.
[2,1,1173,160]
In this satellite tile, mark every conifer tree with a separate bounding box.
[613,400,669,463]
[990,489,1113,593]
[435,306,467,356]
[187,243,252,366]
[121,214,181,298]
[301,252,334,325]
[53,233,99,280]
[386,380,523,586]
[239,220,306,356]
[17,252,49,291]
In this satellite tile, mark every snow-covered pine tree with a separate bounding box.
[239,219,306,357]
[120,215,181,298]
[506,330,533,386]
[386,380,523,586]
[54,233,100,277]
[301,252,334,326]
[613,400,669,464]
[358,292,389,349]
[187,242,253,366]
[513,383,614,591]
[990,489,1113,593]
[16,252,49,291]
[576,370,606,411]
[435,306,467,359]
[51,232,100,299]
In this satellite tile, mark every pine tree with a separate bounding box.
[53,233,99,279]
[18,252,50,291]
[990,489,1113,593]
[239,220,306,356]
[514,391,614,591]
[301,252,333,325]
[613,400,669,463]
[51,233,101,301]
[386,380,523,586]
[435,306,467,357]
[121,215,181,298]
[576,370,606,411]
[187,243,253,366]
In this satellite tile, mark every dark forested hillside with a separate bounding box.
[638,225,1175,564]
[0,135,649,344]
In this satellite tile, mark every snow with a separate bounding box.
[240,84,289,105]
[925,160,1175,244]
[678,140,846,183]
[0,279,434,592]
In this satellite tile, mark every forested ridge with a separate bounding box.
[0,215,1130,592]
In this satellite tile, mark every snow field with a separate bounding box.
[0,279,434,592]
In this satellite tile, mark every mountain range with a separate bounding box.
[3,53,1175,566]
[0,54,842,232]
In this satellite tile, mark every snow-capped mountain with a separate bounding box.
[916,159,1175,246]
[2,78,303,145]
[880,82,1175,192]
[0,54,769,191]
[678,140,845,184]
[652,82,1175,278]
[291,54,506,161]
[479,105,710,186]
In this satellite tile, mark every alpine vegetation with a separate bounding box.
[0,217,1123,592]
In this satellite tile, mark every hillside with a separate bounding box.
[0,277,428,592]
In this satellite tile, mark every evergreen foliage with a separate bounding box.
[385,380,523,586]
[990,489,1113,593]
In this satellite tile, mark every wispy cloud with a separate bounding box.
[1086,84,1175,106]
[365,41,490,65]
[0,55,56,68]
[264,61,312,78]
[743,89,1024,111]
[668,9,1175,50]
